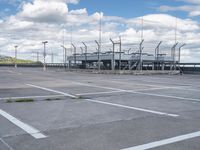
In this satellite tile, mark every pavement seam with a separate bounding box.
[70,81,200,103]
[1,115,155,139]
[26,84,179,117]
[0,138,15,150]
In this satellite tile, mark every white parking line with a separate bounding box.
[26,84,77,98]
[71,81,200,103]
[130,91,200,102]
[76,91,125,96]
[134,87,173,92]
[27,84,179,117]
[110,80,170,88]
[71,82,126,92]
[75,87,172,96]
[103,79,200,92]
[0,109,47,139]
[121,130,200,150]
[84,99,178,117]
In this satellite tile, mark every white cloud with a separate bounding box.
[0,0,199,63]
[34,0,80,4]
[0,0,79,5]
[159,0,200,17]
[18,0,68,23]
[179,0,200,4]
[69,8,87,15]
[189,10,200,17]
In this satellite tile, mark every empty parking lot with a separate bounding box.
[0,67,200,150]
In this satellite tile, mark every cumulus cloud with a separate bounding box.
[0,0,79,5]
[0,0,199,63]
[18,0,68,23]
[159,5,200,17]
[159,0,200,17]
[179,0,200,4]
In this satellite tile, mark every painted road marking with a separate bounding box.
[0,109,47,139]
[122,130,200,150]
[130,91,200,102]
[72,81,200,103]
[84,99,179,117]
[26,84,77,98]
[27,84,179,117]
[110,79,200,92]
[110,80,172,88]
[72,82,126,92]
[76,90,125,96]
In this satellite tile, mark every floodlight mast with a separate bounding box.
[42,41,48,71]
[110,38,115,71]
[61,45,67,70]
[95,40,100,71]
[71,44,76,66]
[141,17,144,41]
[179,43,186,63]
[175,17,178,44]
[155,41,162,60]
[138,39,144,71]
[99,12,102,61]
[119,36,122,70]
[170,42,178,71]
[82,42,87,69]
[154,41,162,70]
[110,37,122,70]
[171,42,179,63]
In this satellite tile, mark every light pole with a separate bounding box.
[154,41,162,70]
[119,36,122,70]
[171,42,178,63]
[42,41,48,71]
[71,44,76,66]
[110,38,115,71]
[170,42,178,71]
[139,40,144,71]
[82,42,87,69]
[14,45,18,68]
[61,45,67,70]
[95,40,100,71]
[179,43,186,63]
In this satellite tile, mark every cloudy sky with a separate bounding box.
[0,0,199,62]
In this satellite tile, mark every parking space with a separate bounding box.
[0,67,200,150]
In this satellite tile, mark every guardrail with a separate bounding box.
[0,63,200,74]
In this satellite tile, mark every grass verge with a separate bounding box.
[6,98,34,103]
[45,98,62,101]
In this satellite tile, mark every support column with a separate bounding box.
[152,63,155,70]
[138,40,144,71]
[69,60,71,69]
[162,63,165,71]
